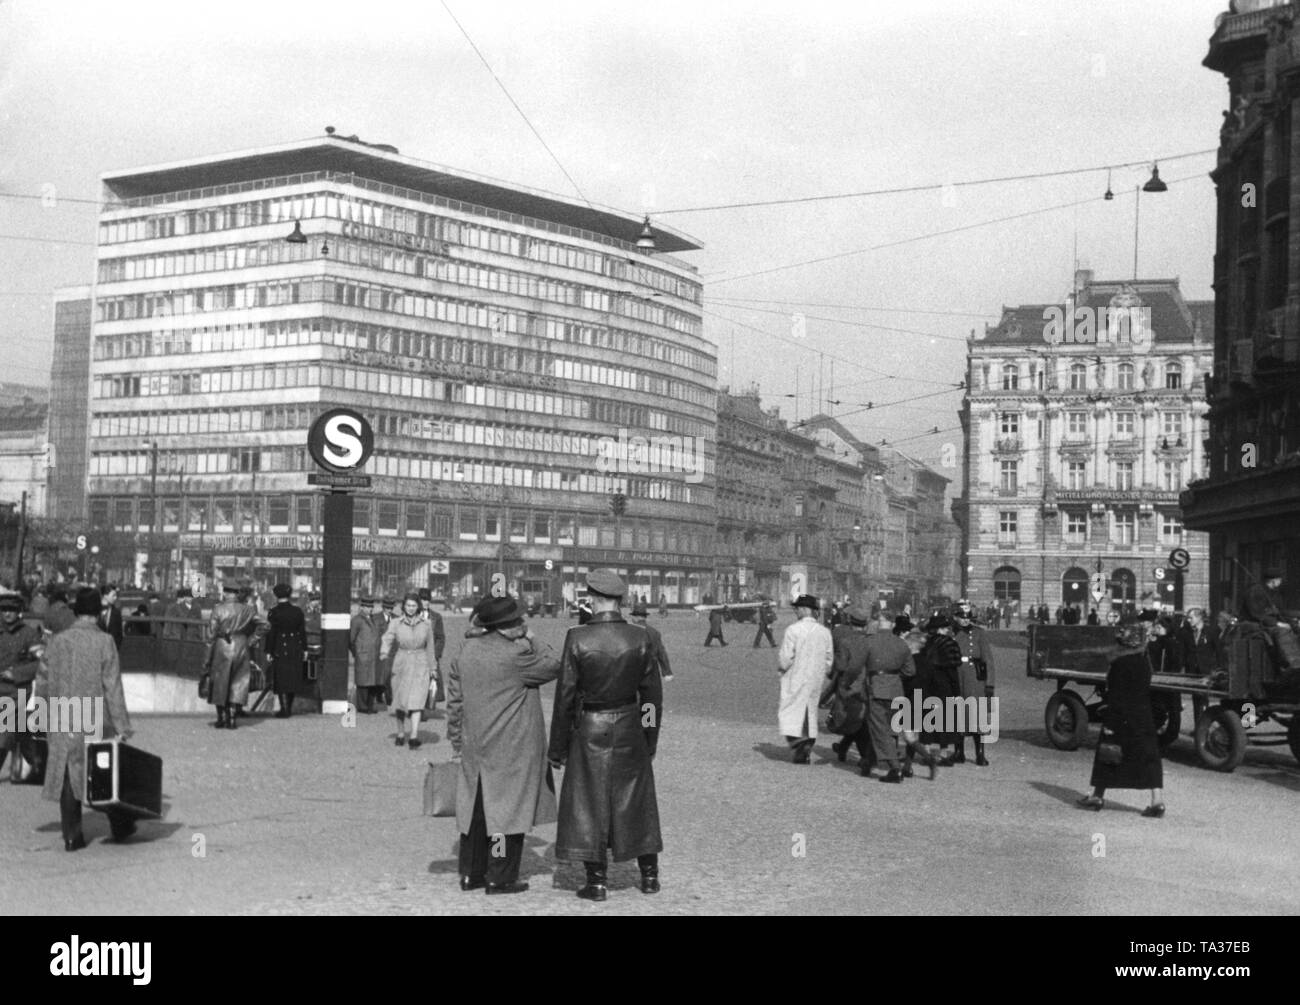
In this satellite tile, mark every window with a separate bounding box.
[999,460,1018,493]
[352,498,371,534]
[1001,364,1019,390]
[267,498,290,532]
[1165,362,1183,389]
[1162,461,1182,491]
[510,514,528,542]
[112,499,133,531]
[483,512,500,540]
[999,412,1020,435]
[458,508,478,540]
[533,513,551,541]
[1067,461,1087,490]
[1161,412,1184,437]
[1161,514,1183,541]
[998,511,1018,542]
[405,501,426,537]
[137,499,155,533]
[1117,363,1135,391]
[432,507,453,538]
[993,566,1021,602]
[1115,461,1134,491]
[1114,411,1135,436]
[1067,411,1088,437]
[161,498,180,532]
[213,497,234,531]
[1069,363,1087,390]
[239,497,260,532]
[296,497,314,532]
[186,498,207,532]
[377,500,400,535]
[1114,511,1135,545]
[90,499,109,529]
[1066,511,1087,542]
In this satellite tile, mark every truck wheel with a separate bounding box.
[1045,690,1089,751]
[1288,716,1300,766]
[1194,706,1247,772]
[1152,694,1182,750]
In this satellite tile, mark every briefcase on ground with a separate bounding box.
[85,739,163,820]
[423,761,458,817]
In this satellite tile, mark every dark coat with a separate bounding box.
[1242,583,1287,626]
[548,611,663,862]
[954,624,996,697]
[447,627,561,836]
[0,617,44,755]
[858,631,915,702]
[827,627,870,735]
[1146,635,1182,675]
[1176,622,1221,676]
[266,601,307,691]
[39,619,131,804]
[1090,650,1163,790]
[349,612,383,688]
[921,632,962,745]
[636,621,672,679]
[206,600,258,706]
[44,601,75,635]
[98,605,124,650]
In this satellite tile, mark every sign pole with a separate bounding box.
[320,489,353,713]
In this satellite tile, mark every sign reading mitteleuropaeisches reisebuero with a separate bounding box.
[307,408,374,474]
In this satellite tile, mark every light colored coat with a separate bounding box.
[447,627,561,836]
[379,616,437,712]
[39,619,131,804]
[778,615,833,738]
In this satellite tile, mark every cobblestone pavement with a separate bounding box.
[3,613,1298,915]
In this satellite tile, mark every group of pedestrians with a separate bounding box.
[778,596,999,780]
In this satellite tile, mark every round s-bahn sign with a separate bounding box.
[308,408,374,473]
[1168,547,1190,571]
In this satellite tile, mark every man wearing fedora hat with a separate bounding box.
[548,569,663,901]
[350,596,385,714]
[447,595,561,895]
[266,583,307,719]
[628,600,673,682]
[778,594,833,764]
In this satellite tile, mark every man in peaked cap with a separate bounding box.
[549,568,663,901]
[267,582,307,719]
[778,594,833,764]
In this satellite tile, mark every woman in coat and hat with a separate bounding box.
[1078,619,1165,816]
[380,592,438,749]
[920,612,964,764]
[39,587,136,850]
[447,596,561,895]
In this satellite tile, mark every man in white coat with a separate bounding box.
[778,594,834,763]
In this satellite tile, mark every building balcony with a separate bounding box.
[1181,454,1300,528]
[992,436,1023,454]
[1206,6,1280,72]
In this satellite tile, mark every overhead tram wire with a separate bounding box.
[709,296,994,319]
[0,233,97,246]
[652,148,1215,215]
[702,305,963,388]
[707,170,1208,287]
[708,301,972,344]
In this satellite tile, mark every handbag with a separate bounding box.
[827,694,864,736]
[534,765,558,826]
[9,732,47,785]
[248,660,267,693]
[423,760,459,817]
[198,673,211,700]
[1097,727,1124,766]
[423,674,441,714]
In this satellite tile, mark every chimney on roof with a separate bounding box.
[1074,268,1093,296]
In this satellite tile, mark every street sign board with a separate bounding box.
[544,559,554,571]
[1154,567,1166,580]
[1091,588,1105,602]
[429,560,450,575]
[75,534,87,551]
[1089,572,1105,594]
[307,472,372,489]
[307,408,374,474]
[1168,547,1190,570]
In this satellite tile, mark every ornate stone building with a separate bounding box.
[956,272,1213,616]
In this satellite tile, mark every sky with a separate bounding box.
[0,0,1232,478]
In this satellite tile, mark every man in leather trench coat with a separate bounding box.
[548,569,663,901]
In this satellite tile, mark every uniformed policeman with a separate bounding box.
[949,602,996,766]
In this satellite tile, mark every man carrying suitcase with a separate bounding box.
[38,587,135,851]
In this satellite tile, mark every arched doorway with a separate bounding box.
[993,566,1021,603]
[1062,566,1089,609]
[1110,568,1136,615]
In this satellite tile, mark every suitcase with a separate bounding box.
[84,739,163,820]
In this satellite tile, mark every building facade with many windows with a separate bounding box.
[84,135,715,602]
[955,273,1212,616]
[1182,3,1300,614]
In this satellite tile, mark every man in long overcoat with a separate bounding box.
[629,600,673,681]
[447,596,561,895]
[827,607,872,770]
[266,583,307,718]
[778,594,833,763]
[858,621,918,783]
[206,582,259,729]
[350,596,384,713]
[39,588,135,850]
[548,569,663,901]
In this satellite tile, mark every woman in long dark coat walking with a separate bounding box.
[1079,620,1165,816]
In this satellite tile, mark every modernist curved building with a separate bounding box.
[86,134,715,604]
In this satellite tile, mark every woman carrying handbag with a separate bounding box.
[380,592,439,750]
[1078,619,1166,817]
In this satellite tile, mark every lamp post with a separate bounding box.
[142,439,159,590]
[1133,164,1168,280]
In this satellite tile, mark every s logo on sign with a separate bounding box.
[308,408,375,473]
